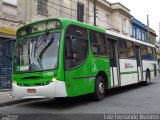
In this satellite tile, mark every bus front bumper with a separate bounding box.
[12,79,67,99]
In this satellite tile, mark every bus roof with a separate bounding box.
[17,18,155,48]
[106,30,155,48]
[59,18,105,33]
[17,18,106,34]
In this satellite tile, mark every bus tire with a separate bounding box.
[154,64,157,77]
[144,70,151,86]
[92,75,105,101]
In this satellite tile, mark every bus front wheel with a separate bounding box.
[92,76,105,101]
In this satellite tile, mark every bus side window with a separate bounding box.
[118,39,127,58]
[147,47,153,60]
[67,26,87,38]
[126,41,135,59]
[141,45,147,59]
[65,26,88,69]
[90,31,107,56]
[153,48,157,60]
[107,39,116,67]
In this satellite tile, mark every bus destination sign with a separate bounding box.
[17,20,61,38]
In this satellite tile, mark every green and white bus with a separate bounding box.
[12,18,158,100]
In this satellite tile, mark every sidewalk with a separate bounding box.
[0,90,30,107]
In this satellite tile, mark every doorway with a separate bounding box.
[135,45,143,82]
[108,39,120,87]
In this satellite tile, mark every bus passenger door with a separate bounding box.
[135,46,143,82]
[108,39,120,87]
[64,26,91,97]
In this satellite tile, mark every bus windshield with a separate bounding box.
[14,32,61,73]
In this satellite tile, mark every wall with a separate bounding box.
[0,0,3,16]
[2,2,17,16]
[0,1,18,89]
[17,0,132,36]
[0,38,15,89]
[148,29,157,45]
[131,18,148,42]
[110,3,132,36]
[0,1,20,29]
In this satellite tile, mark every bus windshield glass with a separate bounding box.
[14,32,61,73]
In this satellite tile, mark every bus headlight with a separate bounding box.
[13,81,17,85]
[52,78,56,82]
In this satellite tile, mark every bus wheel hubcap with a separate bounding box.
[147,76,150,83]
[99,82,104,94]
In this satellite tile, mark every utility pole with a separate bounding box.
[147,15,150,43]
[60,0,62,17]
[0,0,2,16]
[94,0,96,26]
[159,22,160,48]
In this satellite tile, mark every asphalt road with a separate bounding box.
[0,76,160,119]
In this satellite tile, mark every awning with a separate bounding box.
[0,27,16,36]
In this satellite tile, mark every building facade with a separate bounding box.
[110,3,132,36]
[17,0,132,36]
[0,0,21,89]
[1,0,132,89]
[131,17,148,42]
[0,1,20,38]
[131,17,157,45]
[0,0,158,89]
[148,28,157,45]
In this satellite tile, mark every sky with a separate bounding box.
[3,0,17,4]
[3,0,160,40]
[107,0,160,40]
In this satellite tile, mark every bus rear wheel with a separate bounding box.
[92,76,105,101]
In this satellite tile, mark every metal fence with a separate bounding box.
[0,37,15,89]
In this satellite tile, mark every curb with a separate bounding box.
[0,99,33,108]
[0,89,12,92]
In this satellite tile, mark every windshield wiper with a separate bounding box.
[34,30,50,57]
[37,36,55,70]
[17,35,26,48]
[15,35,26,60]
[39,37,54,59]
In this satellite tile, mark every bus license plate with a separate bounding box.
[27,89,36,93]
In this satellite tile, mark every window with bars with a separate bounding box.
[77,2,84,22]
[105,14,109,29]
[37,0,48,16]
[122,18,128,34]
[132,27,136,38]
